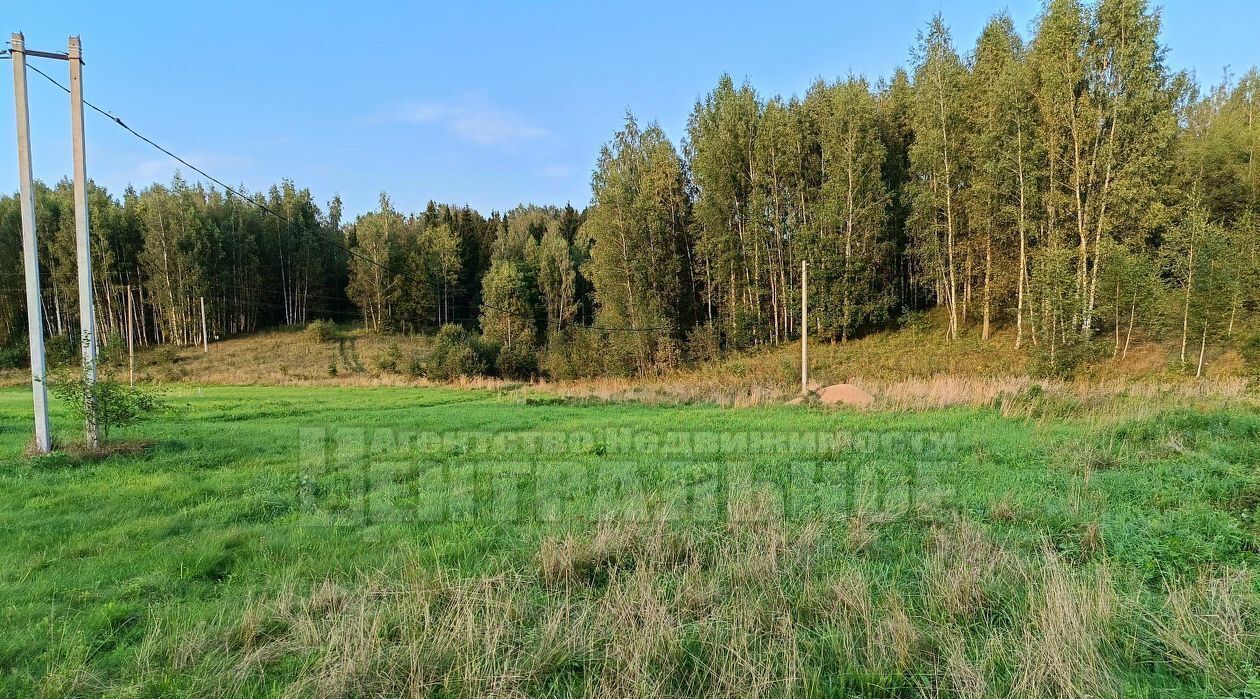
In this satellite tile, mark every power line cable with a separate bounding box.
[22,61,669,334]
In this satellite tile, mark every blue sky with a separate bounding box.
[3,1,1257,218]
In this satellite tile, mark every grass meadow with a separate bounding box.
[2,381,1259,697]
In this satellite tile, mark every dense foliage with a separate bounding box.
[2,0,1257,378]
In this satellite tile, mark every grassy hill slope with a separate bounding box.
[3,316,1255,415]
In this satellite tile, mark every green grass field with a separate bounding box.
[2,384,1259,697]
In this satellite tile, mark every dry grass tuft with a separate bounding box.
[869,591,921,673]
[988,495,1018,524]
[1011,549,1117,699]
[546,369,1256,416]
[1146,570,1260,690]
[843,508,887,554]
[939,631,991,699]
[38,643,102,698]
[537,517,701,588]
[924,519,1017,621]
[1077,521,1105,561]
[60,439,157,461]
[814,566,874,628]
[175,511,831,697]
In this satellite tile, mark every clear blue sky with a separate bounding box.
[4,1,1257,218]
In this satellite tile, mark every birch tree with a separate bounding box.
[909,15,969,340]
[583,113,690,373]
[808,77,891,341]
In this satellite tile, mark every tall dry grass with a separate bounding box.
[545,373,1256,418]
[1144,570,1260,689]
[100,503,1260,698]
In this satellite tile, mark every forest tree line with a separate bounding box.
[1,0,1258,378]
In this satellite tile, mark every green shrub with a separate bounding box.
[375,341,402,373]
[898,309,932,333]
[600,336,641,378]
[726,308,757,349]
[685,324,721,363]
[404,353,425,378]
[541,328,605,380]
[306,319,338,344]
[45,335,77,368]
[540,347,574,381]
[495,342,538,379]
[152,345,179,366]
[1241,332,1260,376]
[100,332,127,369]
[425,324,490,381]
[651,335,683,374]
[40,333,121,372]
[1029,337,1106,379]
[0,341,29,370]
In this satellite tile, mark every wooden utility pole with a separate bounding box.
[126,285,135,386]
[1197,321,1208,378]
[801,260,808,396]
[69,36,98,448]
[201,296,208,352]
[11,33,52,453]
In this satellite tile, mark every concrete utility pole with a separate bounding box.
[801,260,808,396]
[200,296,208,352]
[69,36,98,448]
[11,33,52,453]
